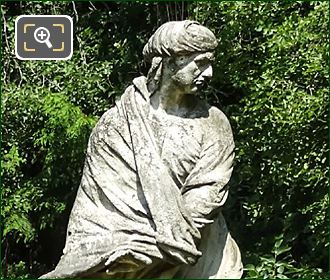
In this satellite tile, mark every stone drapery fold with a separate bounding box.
[40,77,241,279]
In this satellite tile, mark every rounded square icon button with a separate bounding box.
[15,15,73,60]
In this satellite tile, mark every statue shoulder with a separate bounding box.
[199,105,234,147]
[208,106,232,132]
[89,106,119,142]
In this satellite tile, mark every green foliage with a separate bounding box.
[1,1,328,278]
[245,234,324,279]
[2,2,110,277]
[6,261,30,279]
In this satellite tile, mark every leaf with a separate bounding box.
[275,245,291,256]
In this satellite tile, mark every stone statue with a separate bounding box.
[41,20,243,279]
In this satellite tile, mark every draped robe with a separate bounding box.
[41,76,242,279]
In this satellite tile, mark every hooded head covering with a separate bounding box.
[143,20,218,62]
[142,20,218,95]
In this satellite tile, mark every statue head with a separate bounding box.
[143,20,218,95]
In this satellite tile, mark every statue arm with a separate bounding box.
[181,109,235,228]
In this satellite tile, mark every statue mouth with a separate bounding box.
[194,79,208,90]
[194,80,205,87]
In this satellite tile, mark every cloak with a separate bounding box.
[41,76,242,278]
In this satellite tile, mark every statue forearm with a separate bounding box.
[182,182,229,228]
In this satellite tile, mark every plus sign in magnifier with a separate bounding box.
[34,26,53,48]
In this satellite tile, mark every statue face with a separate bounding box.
[170,52,214,94]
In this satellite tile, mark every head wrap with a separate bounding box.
[143,20,218,62]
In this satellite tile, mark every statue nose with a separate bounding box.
[201,65,213,79]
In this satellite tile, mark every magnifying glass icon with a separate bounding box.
[34,27,53,48]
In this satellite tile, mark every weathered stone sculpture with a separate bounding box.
[41,20,243,279]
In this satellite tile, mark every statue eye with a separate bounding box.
[175,56,187,66]
[178,57,186,64]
